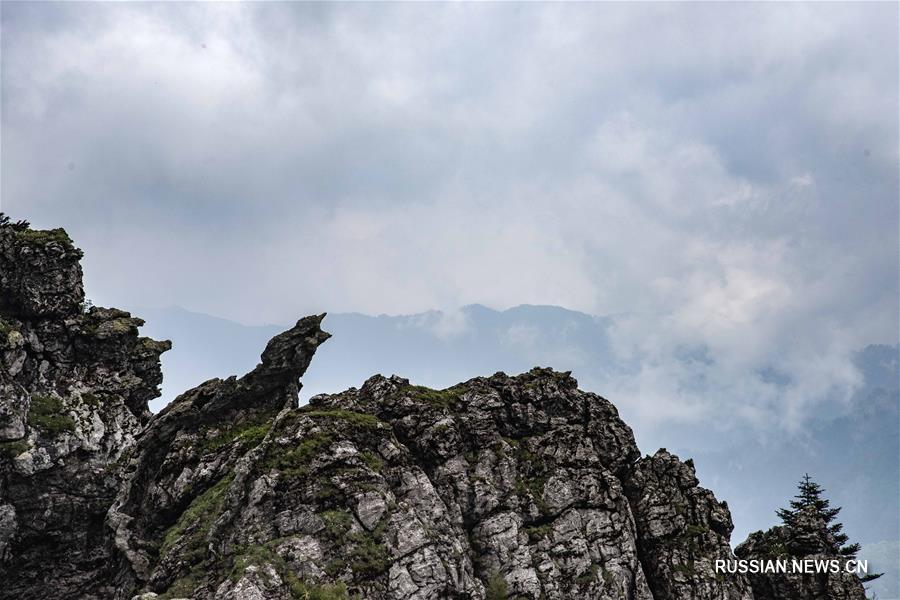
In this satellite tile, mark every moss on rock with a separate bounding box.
[159,475,234,564]
[13,227,77,250]
[27,394,76,435]
[201,418,273,454]
[401,383,463,408]
[0,439,29,459]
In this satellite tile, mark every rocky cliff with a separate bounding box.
[0,222,170,598]
[0,220,870,600]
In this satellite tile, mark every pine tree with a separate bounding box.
[776,474,840,529]
[0,212,29,231]
[777,474,881,581]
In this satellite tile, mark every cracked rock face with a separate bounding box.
[115,363,756,600]
[119,368,656,600]
[0,224,169,599]
[0,222,872,600]
[624,449,753,600]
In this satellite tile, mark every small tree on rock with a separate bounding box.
[777,474,881,582]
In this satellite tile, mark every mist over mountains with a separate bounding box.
[131,303,898,598]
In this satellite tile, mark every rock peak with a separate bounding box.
[0,222,84,317]
[248,313,331,396]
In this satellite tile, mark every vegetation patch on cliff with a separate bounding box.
[160,475,234,563]
[300,409,383,429]
[201,417,273,453]
[0,316,15,336]
[226,543,352,599]
[316,510,390,580]
[0,439,29,459]
[12,227,76,250]
[348,522,391,579]
[263,432,334,479]
[27,394,76,435]
[485,573,508,600]
[401,383,464,408]
[80,392,102,407]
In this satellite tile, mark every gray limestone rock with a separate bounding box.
[624,449,753,600]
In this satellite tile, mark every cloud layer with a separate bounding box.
[2,2,897,433]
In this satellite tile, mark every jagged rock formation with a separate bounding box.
[735,508,867,600]
[108,314,331,596]
[624,450,754,600]
[0,221,873,600]
[0,224,170,598]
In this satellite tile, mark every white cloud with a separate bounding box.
[1,2,896,436]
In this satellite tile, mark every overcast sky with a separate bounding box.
[2,2,897,433]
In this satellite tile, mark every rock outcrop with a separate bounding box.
[112,362,752,599]
[735,508,867,600]
[0,220,873,600]
[624,450,754,600]
[0,223,170,598]
[108,314,331,596]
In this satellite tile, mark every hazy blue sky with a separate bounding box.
[2,2,898,438]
